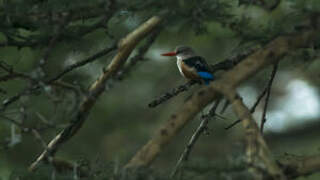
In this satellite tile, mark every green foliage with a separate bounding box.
[1,0,320,180]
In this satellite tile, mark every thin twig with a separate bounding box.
[0,44,117,112]
[171,98,222,178]
[74,0,118,38]
[0,114,58,134]
[31,129,48,149]
[260,63,278,133]
[220,99,230,114]
[225,87,268,130]
[210,45,260,73]
[47,44,117,83]
[0,115,24,128]
[225,64,279,130]
[39,13,71,75]
[0,61,35,82]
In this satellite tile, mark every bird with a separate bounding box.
[161,46,214,85]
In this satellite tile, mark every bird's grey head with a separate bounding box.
[175,46,196,59]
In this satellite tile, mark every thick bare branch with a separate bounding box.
[28,16,162,172]
[214,88,285,179]
[115,29,161,80]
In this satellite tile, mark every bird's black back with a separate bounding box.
[183,56,211,72]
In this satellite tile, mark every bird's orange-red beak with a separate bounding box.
[161,51,176,56]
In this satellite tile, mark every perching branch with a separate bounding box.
[28,16,162,172]
[125,29,317,175]
[148,80,199,108]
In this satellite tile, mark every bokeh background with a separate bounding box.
[1,0,320,179]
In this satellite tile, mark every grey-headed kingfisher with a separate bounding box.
[161,46,214,85]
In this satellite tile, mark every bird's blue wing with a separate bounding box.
[183,56,214,85]
[197,71,214,80]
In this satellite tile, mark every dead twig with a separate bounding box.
[171,98,222,178]
[225,64,278,130]
[260,63,278,133]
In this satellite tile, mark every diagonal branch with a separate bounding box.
[213,87,286,179]
[115,28,161,80]
[28,16,162,172]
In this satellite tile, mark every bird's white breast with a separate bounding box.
[176,56,185,77]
